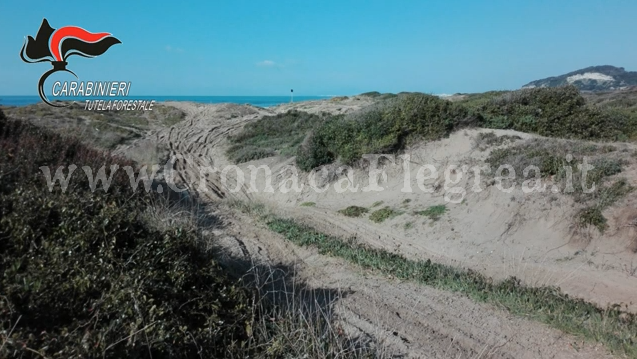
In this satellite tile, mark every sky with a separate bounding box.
[1,0,636,96]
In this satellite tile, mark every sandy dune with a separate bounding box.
[115,96,637,357]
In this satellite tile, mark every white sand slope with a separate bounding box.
[567,72,615,83]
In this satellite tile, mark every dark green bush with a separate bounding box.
[295,131,336,172]
[0,118,255,358]
[474,86,637,140]
[297,93,475,170]
[227,110,326,163]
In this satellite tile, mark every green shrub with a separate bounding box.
[338,206,369,217]
[227,110,326,164]
[297,93,476,170]
[472,86,637,140]
[456,91,511,111]
[578,207,607,232]
[0,118,257,358]
[296,131,336,172]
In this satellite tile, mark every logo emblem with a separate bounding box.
[20,18,121,107]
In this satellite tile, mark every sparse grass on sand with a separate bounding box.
[474,131,522,150]
[266,217,637,358]
[416,205,447,221]
[338,205,369,217]
[1,102,185,149]
[485,138,633,232]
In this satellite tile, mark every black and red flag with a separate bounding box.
[20,18,121,107]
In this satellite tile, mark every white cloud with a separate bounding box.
[165,45,184,53]
[256,60,276,67]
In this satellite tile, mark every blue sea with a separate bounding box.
[0,95,331,108]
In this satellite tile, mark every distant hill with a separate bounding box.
[522,65,637,92]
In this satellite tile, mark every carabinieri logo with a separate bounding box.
[20,18,121,107]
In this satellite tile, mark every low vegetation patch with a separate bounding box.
[416,205,447,221]
[267,217,637,357]
[369,207,401,223]
[461,86,637,141]
[578,178,633,232]
[297,93,476,170]
[338,205,369,217]
[0,113,253,357]
[221,86,637,173]
[227,110,327,164]
[300,201,316,207]
[2,102,185,149]
[485,138,632,231]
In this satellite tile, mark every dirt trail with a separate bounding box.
[215,208,614,358]
[120,97,636,357]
